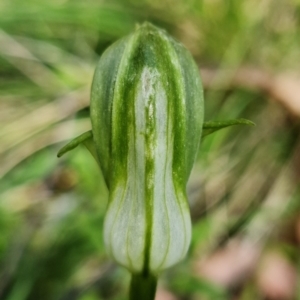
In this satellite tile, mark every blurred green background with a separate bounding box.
[1,0,300,299]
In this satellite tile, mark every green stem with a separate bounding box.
[129,273,157,300]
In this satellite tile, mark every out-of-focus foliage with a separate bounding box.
[0,0,300,299]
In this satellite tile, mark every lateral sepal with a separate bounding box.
[57,130,100,166]
[202,118,255,139]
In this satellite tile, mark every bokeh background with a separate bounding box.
[1,0,300,299]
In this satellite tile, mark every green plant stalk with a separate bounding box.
[129,273,157,300]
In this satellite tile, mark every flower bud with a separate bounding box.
[90,23,204,274]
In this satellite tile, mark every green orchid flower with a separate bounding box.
[58,22,254,300]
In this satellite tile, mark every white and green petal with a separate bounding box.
[90,23,204,274]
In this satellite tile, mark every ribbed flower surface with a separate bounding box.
[90,23,204,274]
